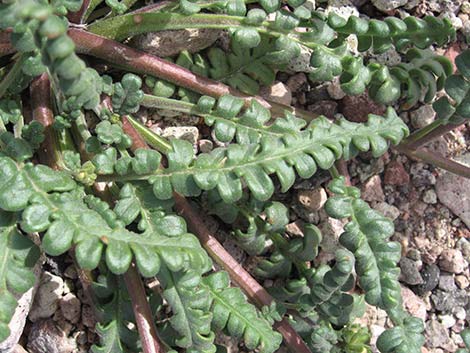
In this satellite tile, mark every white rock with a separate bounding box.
[260,82,292,106]
[162,126,199,146]
[423,189,437,204]
[287,46,313,73]
[28,272,64,322]
[439,314,456,328]
[297,187,328,212]
[436,153,470,228]
[326,0,360,19]
[372,0,407,12]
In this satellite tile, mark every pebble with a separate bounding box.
[373,202,400,220]
[297,187,328,212]
[341,92,386,123]
[438,272,456,292]
[453,306,467,321]
[27,319,76,353]
[361,175,385,202]
[416,264,440,295]
[423,189,437,204]
[162,126,199,147]
[455,275,469,289]
[410,105,436,129]
[436,153,470,228]
[130,28,220,57]
[198,139,213,153]
[401,286,427,321]
[260,82,292,106]
[326,78,346,100]
[286,73,307,93]
[372,0,407,12]
[439,249,467,274]
[59,293,81,324]
[439,314,456,328]
[431,289,469,313]
[307,100,338,120]
[399,257,424,285]
[425,318,456,351]
[384,161,410,186]
[29,272,65,322]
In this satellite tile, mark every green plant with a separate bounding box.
[0,1,468,352]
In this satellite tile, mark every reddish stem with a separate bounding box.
[30,73,60,169]
[124,265,163,353]
[67,0,91,24]
[121,118,313,353]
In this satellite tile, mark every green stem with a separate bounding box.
[142,94,197,114]
[74,113,92,141]
[0,54,26,99]
[125,115,172,154]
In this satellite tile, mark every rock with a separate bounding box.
[455,275,469,289]
[11,345,28,353]
[384,161,410,186]
[425,318,458,351]
[399,257,424,285]
[369,324,386,352]
[286,73,307,93]
[410,105,436,129]
[372,202,400,220]
[307,100,338,120]
[411,166,436,187]
[372,0,407,12]
[63,266,77,280]
[260,82,292,106]
[423,189,437,204]
[361,175,385,202]
[436,153,470,228]
[319,217,345,255]
[326,0,360,19]
[416,264,440,295]
[27,319,76,353]
[130,28,220,57]
[453,307,466,321]
[162,126,199,146]
[401,286,427,321]
[462,2,470,14]
[431,289,469,313]
[439,314,456,328]
[81,305,96,329]
[341,92,386,123]
[287,46,313,73]
[29,272,64,322]
[297,188,328,212]
[59,293,81,324]
[326,78,346,100]
[198,139,213,153]
[438,272,456,291]
[439,249,466,274]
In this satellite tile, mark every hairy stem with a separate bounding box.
[30,73,61,169]
[121,115,313,353]
[396,145,470,179]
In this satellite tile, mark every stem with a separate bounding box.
[396,145,470,179]
[123,265,163,353]
[69,29,264,105]
[124,115,172,153]
[0,53,26,99]
[30,73,61,169]
[121,116,313,353]
[401,121,466,150]
[67,0,91,23]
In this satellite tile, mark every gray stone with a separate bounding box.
[399,257,424,285]
[59,293,81,324]
[361,175,385,202]
[410,105,436,129]
[453,306,466,321]
[27,319,76,353]
[423,189,437,204]
[198,139,213,153]
[438,272,456,292]
[326,78,346,100]
[28,272,64,322]
[436,153,470,228]
[425,318,458,351]
[416,264,440,295]
[401,286,426,321]
[130,28,220,57]
[372,202,400,220]
[431,289,469,313]
[372,0,407,12]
